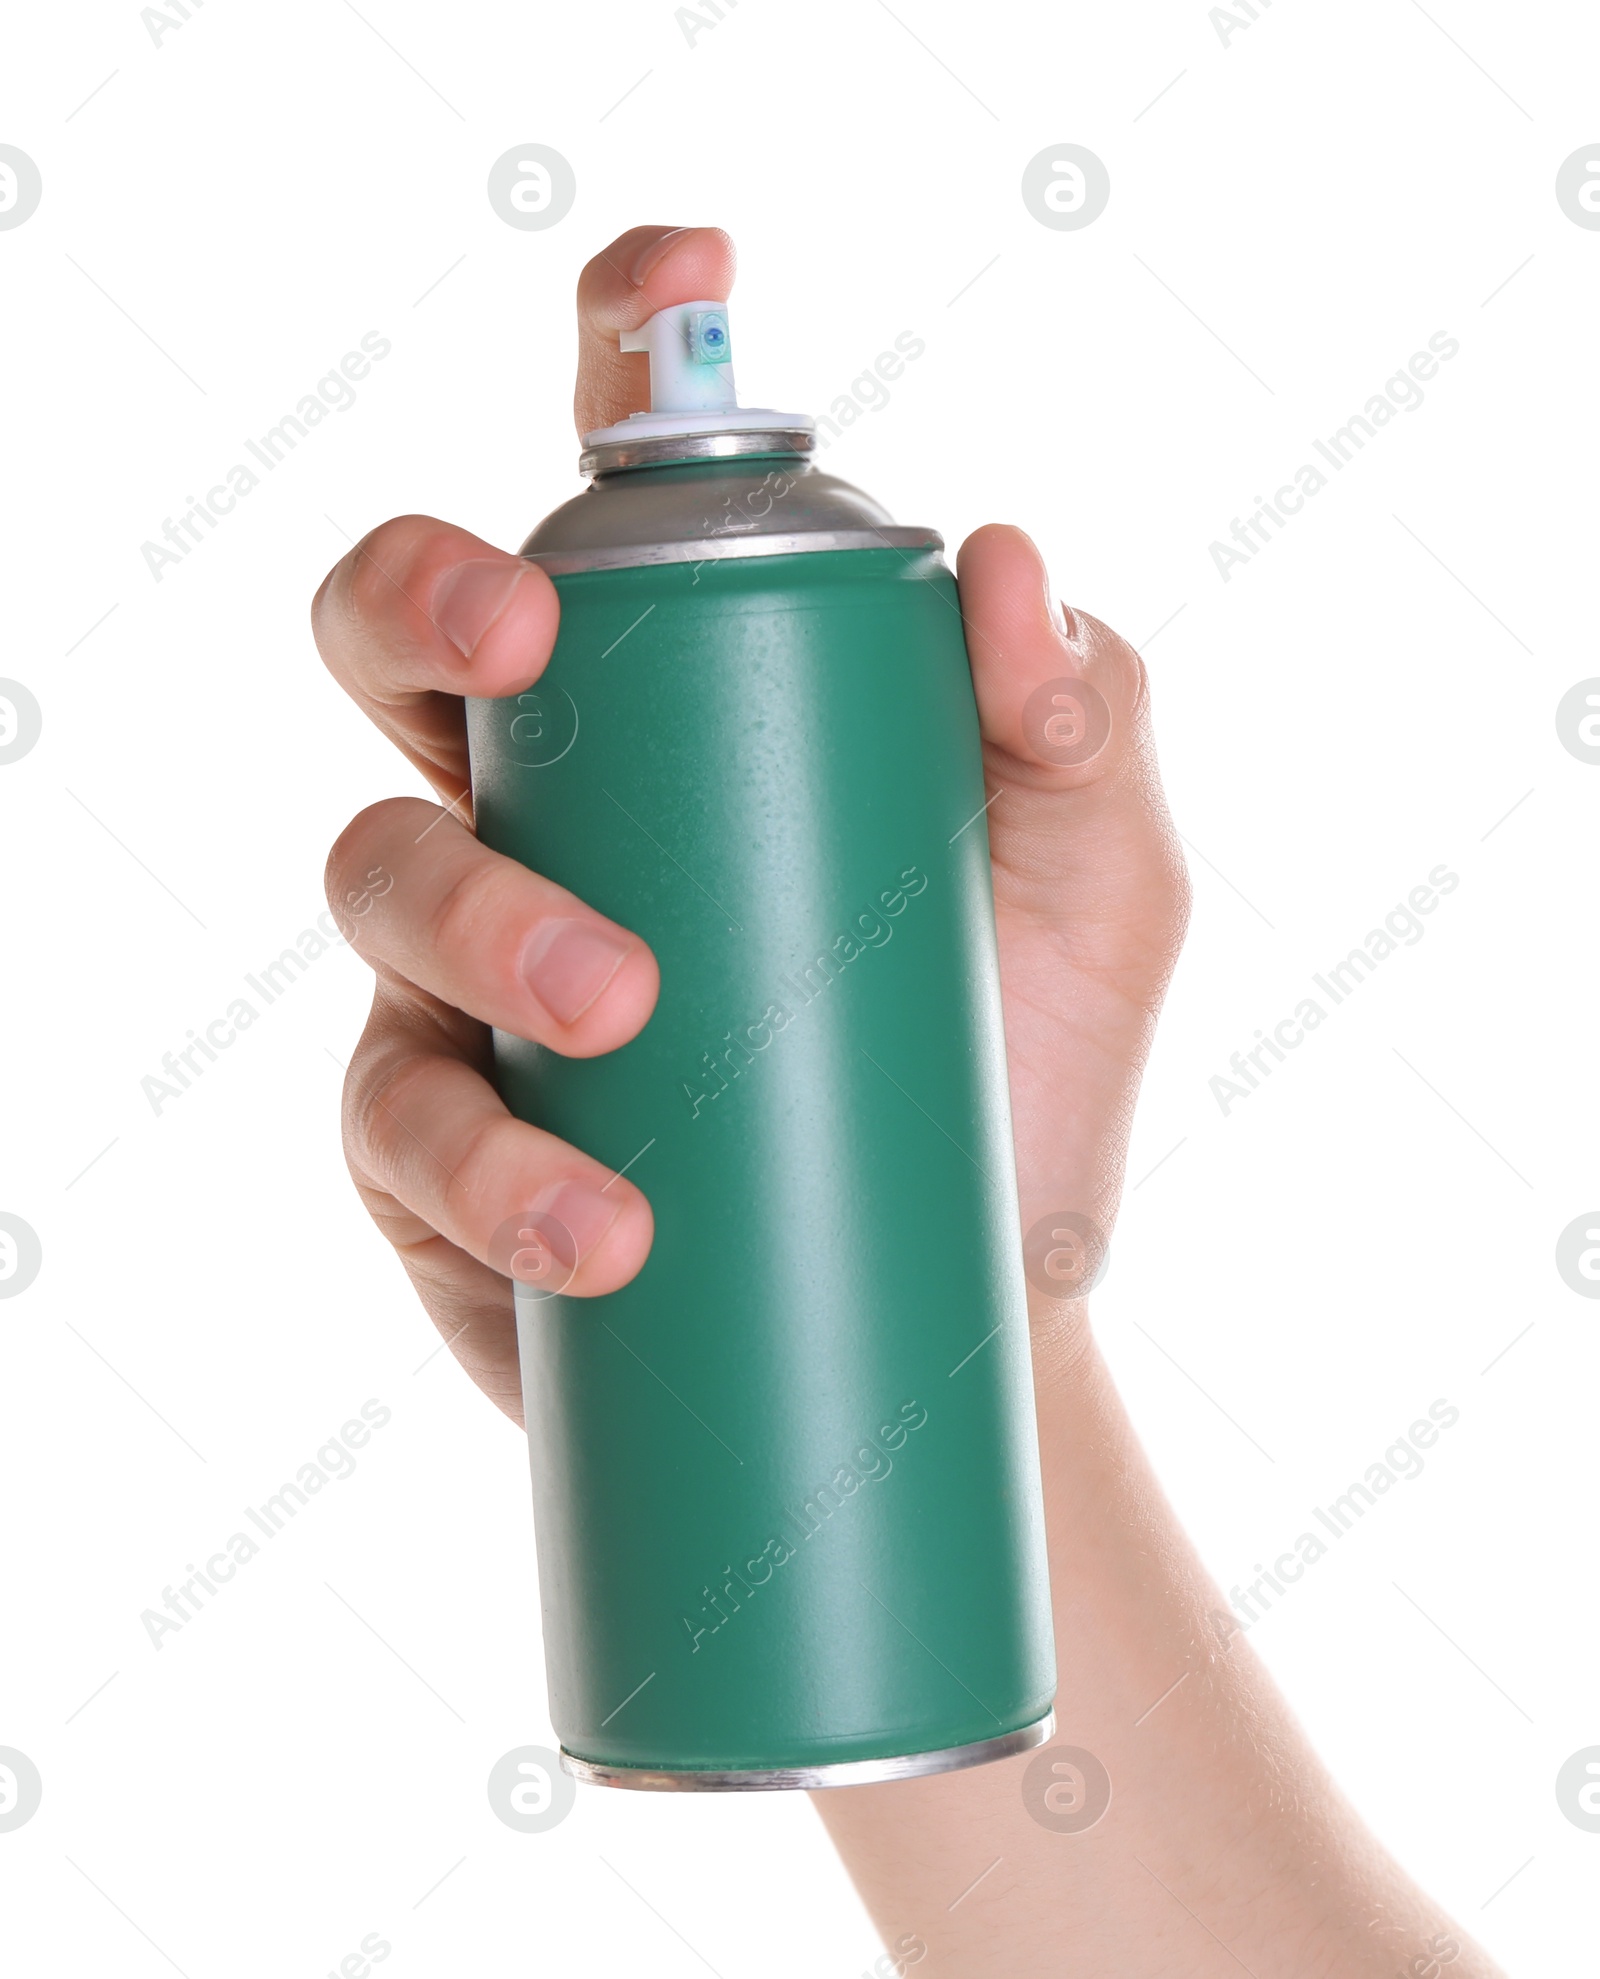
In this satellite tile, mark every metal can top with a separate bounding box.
[542,298,940,574]
[522,456,942,578]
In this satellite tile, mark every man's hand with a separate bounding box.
[315,228,1499,1979]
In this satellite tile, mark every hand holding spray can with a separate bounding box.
[467,295,1056,1789]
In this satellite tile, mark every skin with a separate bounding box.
[314,226,1503,1979]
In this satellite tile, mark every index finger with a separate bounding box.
[574,225,736,437]
[311,514,560,806]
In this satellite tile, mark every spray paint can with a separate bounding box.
[466,300,1056,1789]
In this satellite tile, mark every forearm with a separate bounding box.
[813,1310,1502,1979]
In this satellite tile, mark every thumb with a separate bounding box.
[955,523,1188,997]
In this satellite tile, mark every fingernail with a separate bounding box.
[533,1178,621,1263]
[433,559,528,661]
[1038,560,1075,640]
[524,919,631,1025]
[629,227,690,285]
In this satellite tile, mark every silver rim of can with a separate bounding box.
[524,526,943,577]
[558,1709,1056,1793]
[580,427,817,477]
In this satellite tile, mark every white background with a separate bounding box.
[2,1,1596,1973]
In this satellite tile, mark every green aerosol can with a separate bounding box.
[466,299,1056,1790]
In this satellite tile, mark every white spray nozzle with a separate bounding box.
[581,298,812,461]
[620,299,738,414]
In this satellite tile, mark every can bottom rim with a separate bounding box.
[559,1708,1056,1793]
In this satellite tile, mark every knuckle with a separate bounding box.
[427,854,519,977]
[342,514,439,626]
[312,516,412,641]
[445,1109,516,1222]
[346,1167,432,1253]
[1167,846,1195,940]
[323,800,408,941]
[344,1045,436,1185]
[1124,643,1153,725]
[1081,612,1150,720]
[324,806,378,899]
[1139,824,1194,984]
